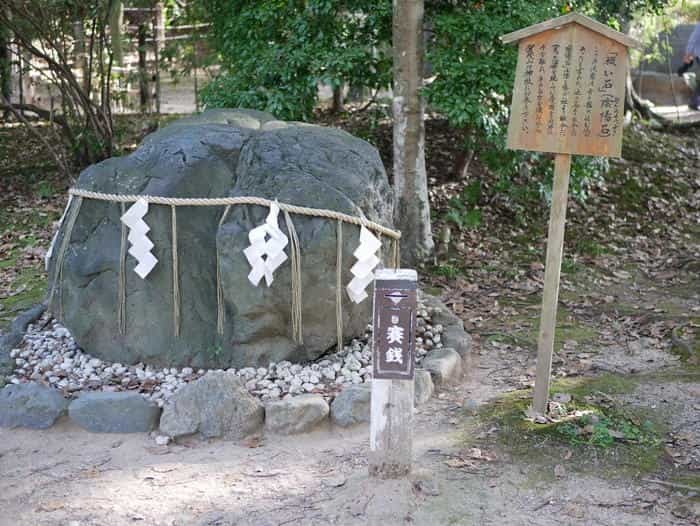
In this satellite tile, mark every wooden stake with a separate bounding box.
[532,153,571,415]
[369,268,417,478]
[369,378,414,478]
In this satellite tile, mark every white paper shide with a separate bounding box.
[346,226,381,304]
[120,198,158,279]
[244,201,289,287]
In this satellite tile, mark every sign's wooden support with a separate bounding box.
[533,153,571,414]
[369,268,417,478]
[501,13,639,415]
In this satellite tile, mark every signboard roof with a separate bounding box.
[500,12,640,50]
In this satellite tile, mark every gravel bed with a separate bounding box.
[6,302,444,406]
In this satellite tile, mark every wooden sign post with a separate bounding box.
[369,268,417,478]
[500,13,639,415]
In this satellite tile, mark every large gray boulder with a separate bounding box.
[47,109,394,368]
[69,392,161,433]
[159,371,264,439]
[0,383,68,429]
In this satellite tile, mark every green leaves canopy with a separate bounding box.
[201,0,392,120]
[202,0,669,130]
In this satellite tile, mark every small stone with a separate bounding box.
[345,356,361,371]
[155,435,170,446]
[0,384,68,429]
[414,370,434,406]
[422,348,462,388]
[265,394,329,434]
[330,385,371,427]
[159,372,264,440]
[69,392,161,433]
[463,399,479,415]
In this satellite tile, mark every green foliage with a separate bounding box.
[432,263,461,279]
[424,1,562,139]
[444,181,482,229]
[161,1,217,89]
[200,0,671,204]
[201,0,392,120]
[424,1,664,203]
[556,413,660,448]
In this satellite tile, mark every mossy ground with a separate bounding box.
[469,374,671,481]
[0,208,56,329]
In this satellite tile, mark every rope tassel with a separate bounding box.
[118,202,127,335]
[283,210,303,345]
[171,205,181,337]
[216,205,232,335]
[336,220,343,351]
[49,196,83,320]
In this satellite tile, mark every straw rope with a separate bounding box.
[55,188,401,344]
[48,196,83,319]
[68,189,401,240]
[118,202,127,335]
[336,220,343,351]
[216,205,232,335]
[171,206,181,337]
[282,210,303,345]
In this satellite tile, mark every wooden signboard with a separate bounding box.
[501,14,639,415]
[369,268,417,479]
[372,276,417,380]
[506,19,631,157]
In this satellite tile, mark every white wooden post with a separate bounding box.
[369,268,417,478]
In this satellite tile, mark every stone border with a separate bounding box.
[0,294,472,438]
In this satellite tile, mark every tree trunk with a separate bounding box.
[0,26,11,117]
[332,84,343,113]
[392,0,433,265]
[138,24,149,114]
[73,20,90,97]
[154,2,165,115]
[109,1,124,67]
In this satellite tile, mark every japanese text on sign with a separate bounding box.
[373,278,417,380]
[506,23,627,157]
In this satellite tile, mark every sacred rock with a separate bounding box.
[47,109,394,368]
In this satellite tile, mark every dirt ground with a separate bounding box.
[1,315,697,526]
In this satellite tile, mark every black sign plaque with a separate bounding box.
[372,270,417,380]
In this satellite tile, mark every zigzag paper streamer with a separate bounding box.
[243,201,289,287]
[121,198,158,279]
[346,226,381,304]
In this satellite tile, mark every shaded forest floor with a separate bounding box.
[0,112,698,524]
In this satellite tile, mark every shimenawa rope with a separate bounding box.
[68,189,401,240]
[54,189,400,346]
